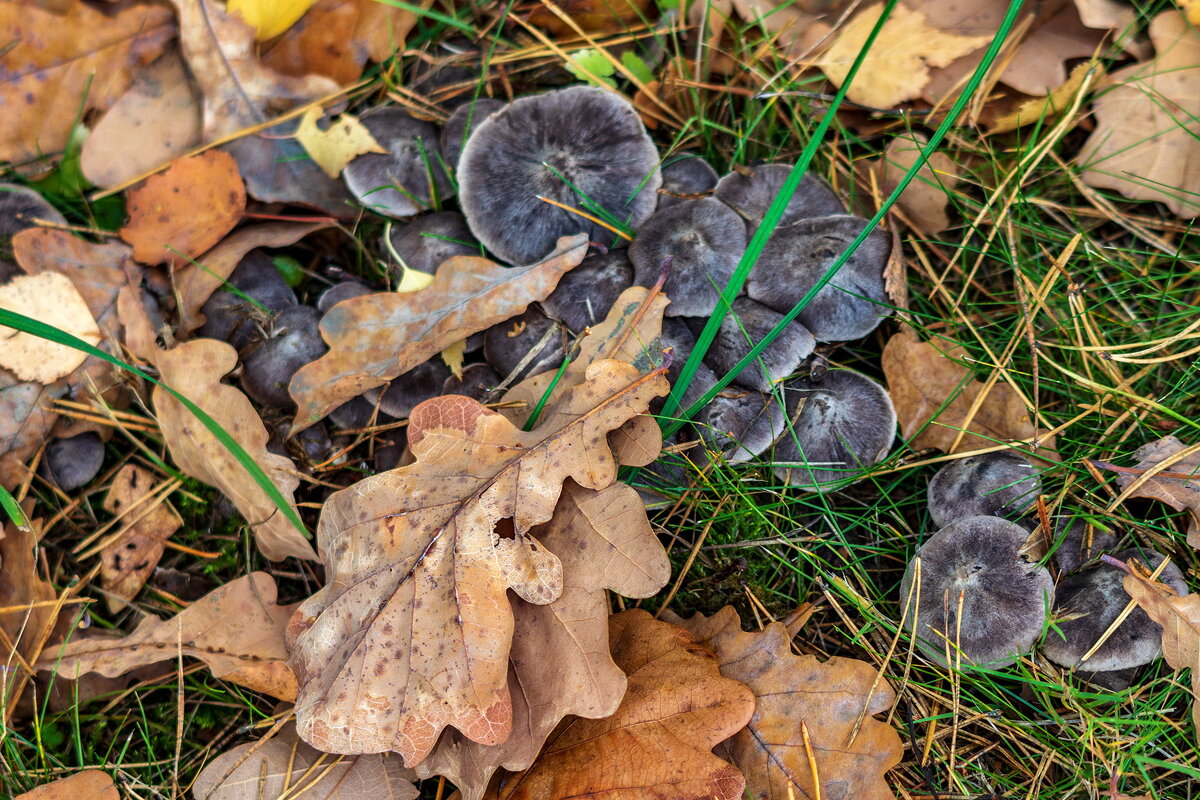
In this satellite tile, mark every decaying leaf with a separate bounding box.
[988,60,1104,134]
[100,464,183,612]
[529,0,656,35]
[1105,436,1200,548]
[0,273,100,384]
[483,610,755,800]
[416,482,672,799]
[41,572,298,702]
[1123,569,1200,737]
[119,151,246,266]
[0,371,63,489]
[819,4,990,109]
[666,606,903,800]
[874,132,960,234]
[295,108,386,178]
[881,331,1050,456]
[0,2,174,167]
[288,234,590,433]
[227,0,321,40]
[80,52,204,190]
[0,510,72,676]
[1079,10,1200,218]
[13,770,119,800]
[287,359,668,764]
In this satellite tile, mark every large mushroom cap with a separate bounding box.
[441,98,506,173]
[748,214,891,342]
[542,249,634,333]
[364,358,452,419]
[483,306,565,382]
[694,387,786,463]
[343,108,454,218]
[458,86,662,265]
[1052,517,1118,574]
[703,297,815,392]
[900,516,1055,669]
[714,164,844,230]
[927,451,1042,529]
[1041,549,1186,672]
[198,250,298,349]
[628,197,747,317]
[657,153,719,209]
[772,369,895,492]
[241,305,327,409]
[384,210,478,278]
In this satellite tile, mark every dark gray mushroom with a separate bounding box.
[927,452,1043,529]
[483,307,565,382]
[1,183,66,259]
[1052,518,1119,574]
[198,250,298,349]
[383,211,478,279]
[316,281,372,313]
[900,516,1055,669]
[702,297,815,392]
[541,249,634,333]
[772,369,895,492]
[748,214,891,342]
[1041,550,1186,672]
[650,317,719,417]
[343,108,454,218]
[657,153,719,209]
[268,419,332,466]
[241,306,328,409]
[363,359,452,419]
[629,197,747,317]
[714,165,844,230]
[328,395,389,432]
[441,98,506,173]
[42,433,104,491]
[458,86,662,265]
[442,362,501,402]
[694,387,786,463]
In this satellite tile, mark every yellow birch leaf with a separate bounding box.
[440,337,466,379]
[395,264,435,292]
[227,0,320,40]
[294,107,387,179]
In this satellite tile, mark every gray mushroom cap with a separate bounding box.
[328,394,390,432]
[363,358,452,419]
[714,165,844,231]
[240,305,328,409]
[650,317,719,416]
[748,214,891,342]
[694,388,786,463]
[316,281,372,314]
[441,98,506,173]
[927,452,1043,529]
[483,306,565,382]
[772,369,895,492]
[703,297,816,392]
[1,183,66,256]
[542,249,634,333]
[1052,518,1119,574]
[442,362,501,402]
[657,153,719,209]
[42,433,104,492]
[198,250,298,349]
[629,197,747,317]
[900,516,1056,669]
[458,86,662,265]
[384,210,478,278]
[343,108,454,218]
[1041,550,1187,672]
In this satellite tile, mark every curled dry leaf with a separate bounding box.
[1,510,72,670]
[666,606,903,800]
[41,572,298,702]
[1122,569,1200,738]
[14,770,119,800]
[100,464,182,612]
[1104,435,1200,548]
[295,108,386,178]
[289,234,590,433]
[874,132,960,234]
[287,359,668,764]
[0,273,100,384]
[483,610,755,800]
[119,151,246,266]
[0,2,174,167]
[194,722,418,800]
[987,60,1104,134]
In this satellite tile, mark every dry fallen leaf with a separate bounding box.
[483,610,755,800]
[80,52,203,190]
[529,0,656,35]
[14,770,119,800]
[194,722,418,800]
[287,359,668,764]
[0,273,100,384]
[100,464,183,612]
[0,371,63,489]
[42,572,299,702]
[666,606,903,800]
[288,234,590,433]
[0,510,71,675]
[1123,569,1200,738]
[119,151,246,266]
[1079,10,1200,218]
[819,4,990,109]
[1104,436,1200,548]
[0,2,174,168]
[874,132,960,234]
[988,60,1104,134]
[295,108,386,178]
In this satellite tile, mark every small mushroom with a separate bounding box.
[927,452,1042,529]
[714,165,844,230]
[268,419,332,466]
[1,183,66,258]
[702,298,815,392]
[442,362,501,402]
[42,433,104,491]
[458,86,662,265]
[650,317,719,417]
[900,516,1056,669]
[441,98,506,172]
[343,108,454,218]
[772,369,895,491]
[328,394,389,431]
[483,307,565,382]
[629,197,747,317]
[383,211,478,279]
[748,214,891,342]
[542,249,634,333]
[657,153,719,209]
[694,387,786,463]
[363,359,452,419]
[198,250,298,349]
[316,281,372,313]
[241,305,328,409]
[1052,518,1119,574]
[1041,549,1187,672]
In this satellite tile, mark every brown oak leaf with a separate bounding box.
[287,358,668,764]
[0,510,72,675]
[1123,569,1200,738]
[666,606,903,800]
[14,770,119,800]
[99,464,183,612]
[1106,436,1200,548]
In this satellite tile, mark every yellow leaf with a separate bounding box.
[819,4,991,109]
[1180,0,1200,25]
[227,0,319,40]
[294,107,386,179]
[440,338,466,379]
[988,61,1104,134]
[395,264,435,293]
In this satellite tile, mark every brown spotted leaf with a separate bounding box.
[100,464,182,612]
[666,606,903,800]
[14,770,119,800]
[483,610,754,800]
[287,358,668,765]
[1107,435,1200,548]
[288,234,590,433]
[41,572,298,701]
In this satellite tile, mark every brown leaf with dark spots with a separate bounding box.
[40,572,298,701]
[100,464,182,612]
[14,770,119,800]
[1123,569,1200,738]
[665,606,903,800]
[484,609,754,800]
[119,151,246,267]
[288,234,590,433]
[287,359,668,764]
[1106,436,1200,548]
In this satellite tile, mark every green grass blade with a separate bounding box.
[0,484,30,531]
